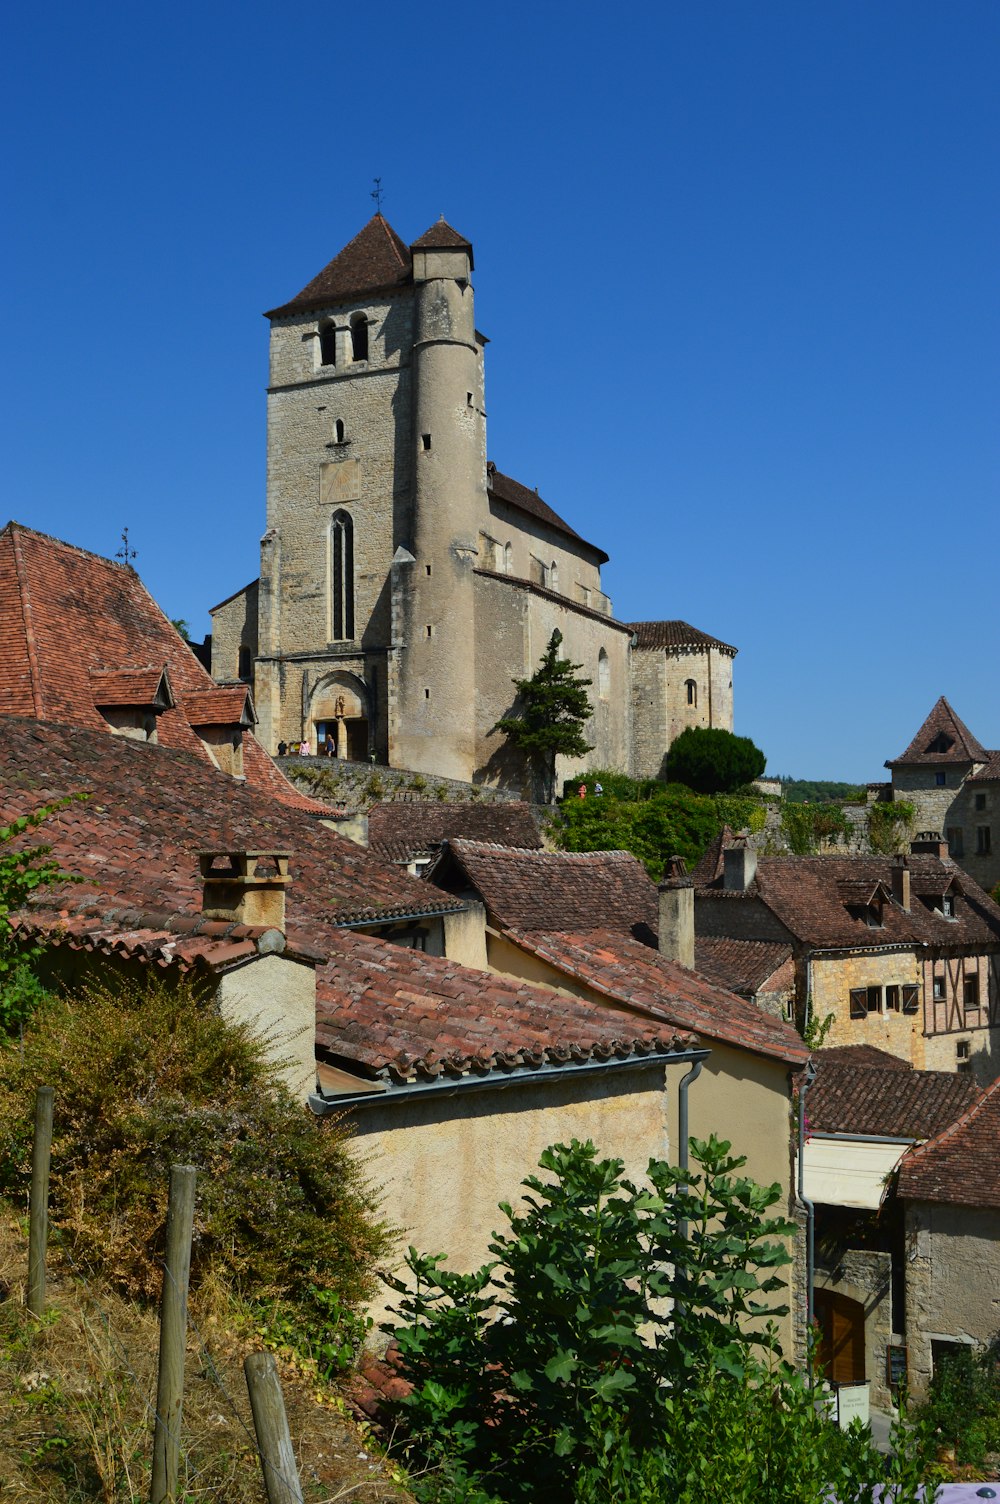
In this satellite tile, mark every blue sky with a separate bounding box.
[3,1,997,781]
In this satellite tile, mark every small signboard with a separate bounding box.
[837,1381,870,1430]
[887,1344,908,1398]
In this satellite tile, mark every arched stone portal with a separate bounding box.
[310,672,369,760]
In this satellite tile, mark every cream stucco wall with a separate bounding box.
[904,1201,1000,1399]
[214,953,317,1101]
[346,1064,672,1331]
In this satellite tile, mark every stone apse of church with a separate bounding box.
[209,214,735,786]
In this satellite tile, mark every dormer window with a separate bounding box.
[91,665,174,743]
[942,894,956,919]
[350,313,369,363]
[183,685,256,778]
[928,733,954,754]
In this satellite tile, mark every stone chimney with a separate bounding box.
[199,849,291,930]
[723,831,758,892]
[658,855,694,970]
[910,831,948,860]
[891,854,911,911]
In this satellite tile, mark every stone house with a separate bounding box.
[209,212,735,786]
[694,834,1000,1082]
[886,696,1000,894]
[803,1046,980,1405]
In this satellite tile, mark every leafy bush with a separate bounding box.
[868,800,916,855]
[913,1340,1000,1466]
[0,799,82,1034]
[386,1137,940,1504]
[781,780,867,805]
[780,801,851,855]
[666,727,766,796]
[0,978,391,1356]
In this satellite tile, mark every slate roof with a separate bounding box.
[0,716,463,937]
[487,465,609,564]
[809,1057,979,1140]
[501,929,809,1066]
[0,522,327,816]
[897,1080,1000,1208]
[265,214,413,319]
[367,801,541,866]
[694,936,793,997]
[886,696,988,768]
[315,927,698,1084]
[626,621,737,656]
[429,840,658,938]
[697,853,1000,952]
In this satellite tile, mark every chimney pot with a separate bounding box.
[657,854,694,969]
[200,849,291,931]
[723,831,757,892]
[891,854,911,911]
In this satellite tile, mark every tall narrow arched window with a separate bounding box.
[504,542,513,574]
[686,679,697,707]
[350,313,369,363]
[598,648,610,701]
[332,510,355,640]
[333,418,346,444]
[550,561,559,592]
[319,321,337,367]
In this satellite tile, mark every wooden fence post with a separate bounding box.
[27,1085,54,1316]
[150,1164,197,1504]
[244,1351,304,1504]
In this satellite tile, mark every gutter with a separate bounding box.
[797,1057,818,1377]
[310,1045,710,1114]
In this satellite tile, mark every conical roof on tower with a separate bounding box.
[885,696,987,768]
[410,216,474,267]
[265,213,413,319]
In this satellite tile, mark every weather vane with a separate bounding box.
[371,176,384,213]
[116,526,136,564]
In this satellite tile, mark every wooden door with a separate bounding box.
[815,1289,866,1384]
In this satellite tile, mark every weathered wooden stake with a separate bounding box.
[27,1085,54,1316]
[150,1164,197,1504]
[244,1351,304,1504]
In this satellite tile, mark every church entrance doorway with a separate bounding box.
[310,672,370,762]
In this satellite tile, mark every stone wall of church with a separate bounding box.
[482,500,606,606]
[664,645,735,747]
[210,579,258,685]
[471,572,631,790]
[630,649,669,780]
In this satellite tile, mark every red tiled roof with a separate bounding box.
[886,696,987,768]
[694,936,792,997]
[897,1079,1000,1208]
[813,1045,912,1071]
[89,667,173,708]
[265,214,413,319]
[487,465,609,564]
[315,927,698,1084]
[367,801,541,865]
[501,928,808,1066]
[626,621,737,656]
[809,1058,979,1140]
[181,686,255,727]
[0,522,327,816]
[0,716,464,936]
[968,751,1000,783]
[410,218,473,262]
[430,840,658,938]
[697,853,1000,951]
[12,910,280,975]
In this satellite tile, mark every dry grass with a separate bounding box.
[0,1206,413,1504]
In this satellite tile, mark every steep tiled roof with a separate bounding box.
[697,854,1000,951]
[968,751,1000,783]
[315,927,698,1084]
[690,826,735,886]
[502,929,808,1066]
[89,667,173,708]
[626,621,737,656]
[694,936,792,997]
[897,1080,1000,1208]
[809,1058,979,1139]
[410,218,473,260]
[886,696,987,767]
[265,214,413,319]
[0,717,463,937]
[814,1044,912,1071]
[181,686,255,727]
[367,801,541,865]
[0,522,326,815]
[430,840,658,938]
[487,465,609,564]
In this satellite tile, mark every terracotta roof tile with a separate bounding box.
[181,686,255,727]
[694,936,792,996]
[626,621,737,655]
[315,928,698,1083]
[410,218,473,258]
[0,522,327,816]
[809,1057,979,1139]
[813,1045,912,1071]
[367,801,541,865]
[265,214,413,319]
[697,853,1000,951]
[89,667,173,708]
[897,1079,1000,1208]
[430,840,658,937]
[487,465,609,564]
[503,928,808,1066]
[886,696,987,767]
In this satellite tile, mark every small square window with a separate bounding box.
[885,985,900,1012]
[977,826,992,855]
[933,974,946,1001]
[902,984,920,1014]
[849,988,867,1020]
[421,434,432,451]
[964,975,980,1011]
[866,985,882,1013]
[941,894,955,918]
[976,793,987,812]
[936,772,947,787]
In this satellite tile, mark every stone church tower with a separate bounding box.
[210,212,737,789]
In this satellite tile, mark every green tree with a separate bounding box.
[492,631,593,803]
[667,727,766,796]
[0,800,81,1033]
